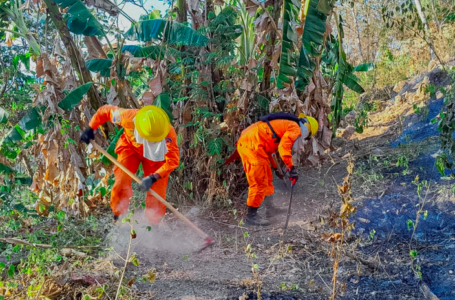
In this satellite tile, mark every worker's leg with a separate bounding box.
[142,161,168,224]
[265,165,274,197]
[245,163,270,208]
[263,164,286,217]
[243,163,271,226]
[111,152,141,217]
[238,144,270,226]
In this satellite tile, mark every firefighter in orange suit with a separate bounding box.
[227,113,319,226]
[81,105,179,224]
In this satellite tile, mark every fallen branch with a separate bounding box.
[344,250,380,272]
[0,238,87,258]
[0,238,52,248]
[420,281,440,300]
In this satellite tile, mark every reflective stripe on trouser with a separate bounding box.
[111,150,168,224]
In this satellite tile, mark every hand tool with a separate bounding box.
[271,153,296,232]
[271,153,288,189]
[91,141,213,252]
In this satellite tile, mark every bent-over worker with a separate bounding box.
[80,105,179,224]
[226,113,318,226]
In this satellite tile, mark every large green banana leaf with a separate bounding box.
[354,63,374,72]
[53,0,103,36]
[19,107,41,131]
[58,82,93,110]
[86,59,112,77]
[124,20,209,46]
[295,0,334,90]
[4,125,25,143]
[0,162,14,175]
[121,45,181,59]
[154,92,173,122]
[124,19,167,41]
[277,0,301,89]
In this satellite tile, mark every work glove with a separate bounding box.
[81,127,95,144]
[286,166,299,185]
[274,168,284,180]
[139,174,159,192]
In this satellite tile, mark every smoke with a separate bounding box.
[106,209,201,258]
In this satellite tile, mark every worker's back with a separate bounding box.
[238,119,301,163]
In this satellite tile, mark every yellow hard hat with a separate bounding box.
[298,113,319,137]
[135,105,170,142]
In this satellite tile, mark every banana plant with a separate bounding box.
[277,0,302,88]
[238,5,256,66]
[295,0,334,90]
[327,14,373,133]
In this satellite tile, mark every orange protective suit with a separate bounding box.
[89,105,179,223]
[237,119,301,208]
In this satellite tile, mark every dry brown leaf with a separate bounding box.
[36,58,44,78]
[253,13,270,32]
[142,91,155,105]
[246,0,260,16]
[241,78,253,92]
[53,40,65,58]
[107,85,117,104]
[270,45,281,69]
[237,91,248,110]
[84,36,107,59]
[148,76,163,96]
[84,0,119,16]
[247,57,257,70]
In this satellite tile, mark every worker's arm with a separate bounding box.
[155,127,180,178]
[88,105,129,130]
[278,122,301,167]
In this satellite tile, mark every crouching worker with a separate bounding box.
[80,105,179,224]
[226,113,318,226]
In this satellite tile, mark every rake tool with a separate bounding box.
[271,153,295,232]
[91,141,213,252]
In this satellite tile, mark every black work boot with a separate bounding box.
[263,196,287,218]
[245,207,271,226]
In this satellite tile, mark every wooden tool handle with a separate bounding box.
[271,153,284,176]
[91,141,209,239]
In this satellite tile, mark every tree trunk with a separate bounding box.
[413,0,435,59]
[43,0,103,110]
[351,3,364,63]
[177,0,187,23]
[260,0,282,92]
[206,0,223,112]
[430,0,441,31]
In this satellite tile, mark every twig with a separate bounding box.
[0,237,100,249]
[34,277,45,300]
[95,278,113,300]
[316,272,332,292]
[115,214,135,300]
[344,250,379,272]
